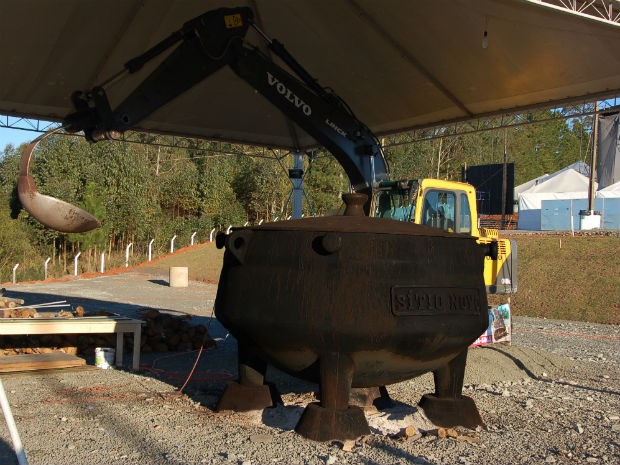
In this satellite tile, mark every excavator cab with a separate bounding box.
[372,178,517,295]
[373,179,472,234]
[372,180,418,221]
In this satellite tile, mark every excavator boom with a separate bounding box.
[63,6,388,198]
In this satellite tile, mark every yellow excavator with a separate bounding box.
[371,178,517,295]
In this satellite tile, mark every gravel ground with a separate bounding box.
[0,273,618,465]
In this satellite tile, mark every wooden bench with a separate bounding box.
[0,316,144,370]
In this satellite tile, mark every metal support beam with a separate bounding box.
[290,152,304,219]
[526,0,620,26]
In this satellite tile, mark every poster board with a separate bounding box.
[471,304,511,346]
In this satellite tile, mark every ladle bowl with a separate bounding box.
[17,132,100,233]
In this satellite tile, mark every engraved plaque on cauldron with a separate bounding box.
[391,286,483,316]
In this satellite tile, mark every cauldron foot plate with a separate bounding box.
[216,381,273,412]
[295,402,370,441]
[418,394,484,429]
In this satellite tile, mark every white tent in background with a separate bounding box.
[517,166,594,230]
[514,161,590,199]
[514,173,550,198]
[524,168,594,194]
[599,181,620,196]
[596,182,620,228]
[517,166,620,230]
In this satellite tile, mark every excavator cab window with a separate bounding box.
[458,193,472,234]
[373,186,416,221]
[422,190,456,232]
[422,189,473,234]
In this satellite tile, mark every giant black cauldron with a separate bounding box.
[214,194,489,441]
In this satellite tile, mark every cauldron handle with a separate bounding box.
[320,233,342,254]
[226,230,253,265]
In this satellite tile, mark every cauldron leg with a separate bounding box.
[295,352,370,441]
[419,349,484,429]
[216,343,273,412]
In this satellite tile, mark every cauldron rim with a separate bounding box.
[233,216,473,239]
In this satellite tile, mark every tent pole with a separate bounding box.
[501,128,508,230]
[588,101,599,211]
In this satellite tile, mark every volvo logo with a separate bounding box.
[267,72,312,116]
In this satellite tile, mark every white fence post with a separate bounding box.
[170,235,177,253]
[12,264,19,284]
[44,257,51,280]
[209,228,216,242]
[73,252,81,277]
[148,239,155,262]
[191,232,197,246]
[100,252,105,273]
[125,243,133,268]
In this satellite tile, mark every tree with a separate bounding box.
[193,150,247,227]
[231,155,289,222]
[303,152,349,215]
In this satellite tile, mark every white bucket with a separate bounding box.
[95,347,115,369]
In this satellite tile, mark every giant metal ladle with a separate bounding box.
[17,131,101,233]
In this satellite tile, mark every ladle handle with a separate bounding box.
[18,140,37,176]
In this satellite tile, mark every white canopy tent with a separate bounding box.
[517,165,620,229]
[524,168,594,194]
[514,173,551,199]
[514,161,591,198]
[599,180,620,195]
[518,167,594,229]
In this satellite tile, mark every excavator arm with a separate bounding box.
[64,6,388,196]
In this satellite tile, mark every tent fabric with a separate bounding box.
[563,161,590,178]
[519,191,589,212]
[514,173,550,197]
[514,161,590,198]
[539,197,619,230]
[516,165,601,230]
[599,180,620,195]
[1,0,620,151]
[517,169,620,230]
[518,191,589,230]
[520,168,595,194]
[596,112,620,189]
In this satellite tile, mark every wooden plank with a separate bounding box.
[0,317,144,335]
[0,353,86,373]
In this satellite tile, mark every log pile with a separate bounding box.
[139,308,215,353]
[0,298,215,357]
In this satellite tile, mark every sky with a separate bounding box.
[0,127,40,150]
